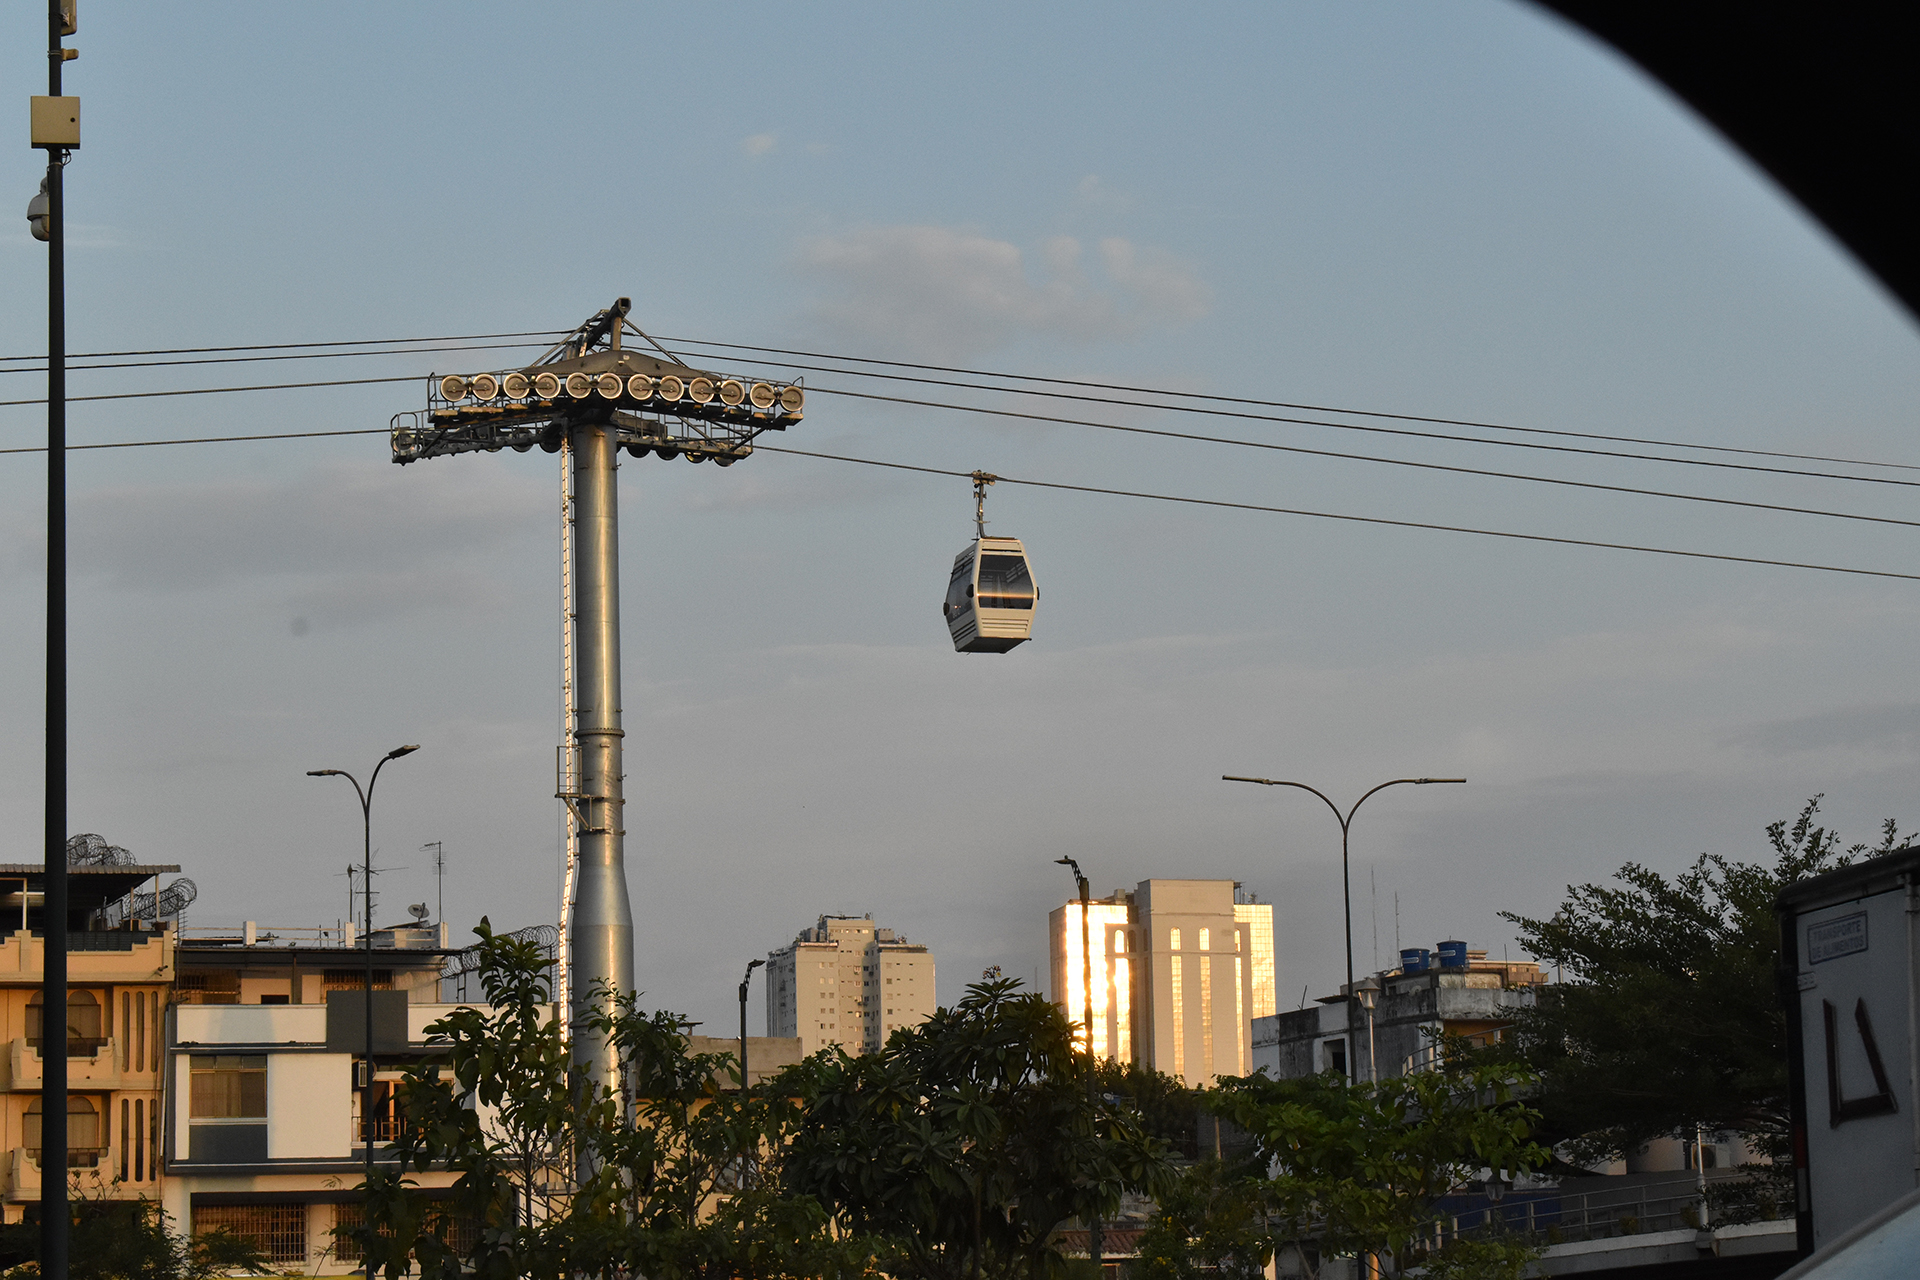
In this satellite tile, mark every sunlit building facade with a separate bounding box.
[1049,880,1275,1088]
[766,915,935,1057]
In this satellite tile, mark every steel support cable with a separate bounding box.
[752,444,1920,584]
[806,385,1920,530]
[0,374,418,408]
[0,425,1912,583]
[2,373,1916,532]
[0,337,564,376]
[683,352,1920,488]
[4,329,1915,484]
[0,328,566,364]
[664,335,1920,476]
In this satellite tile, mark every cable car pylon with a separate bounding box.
[387,299,805,1102]
[943,470,1038,653]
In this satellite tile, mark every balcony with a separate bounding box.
[6,1037,118,1091]
[3,1147,122,1203]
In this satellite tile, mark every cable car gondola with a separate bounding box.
[942,472,1037,653]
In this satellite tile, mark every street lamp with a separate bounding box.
[1054,857,1103,1276]
[1354,977,1381,1083]
[738,958,764,1095]
[308,743,420,1208]
[1222,775,1464,1081]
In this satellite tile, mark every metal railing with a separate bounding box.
[355,1115,402,1144]
[27,1147,108,1170]
[1425,1178,1789,1249]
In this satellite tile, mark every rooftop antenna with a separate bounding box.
[422,841,445,925]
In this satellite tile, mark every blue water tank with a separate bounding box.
[1400,948,1431,973]
[1437,939,1469,969]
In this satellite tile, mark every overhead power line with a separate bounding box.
[2,423,1914,585]
[0,337,560,377]
[0,328,565,364]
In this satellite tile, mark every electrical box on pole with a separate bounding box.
[30,96,80,149]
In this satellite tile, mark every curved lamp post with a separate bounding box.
[1222,775,1463,1080]
[308,743,419,1205]
[1055,856,1103,1275]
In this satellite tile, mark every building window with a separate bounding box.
[1321,1038,1347,1077]
[193,1203,307,1263]
[324,969,392,990]
[191,1055,268,1118]
[26,990,104,1057]
[25,1095,101,1167]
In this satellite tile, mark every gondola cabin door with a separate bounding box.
[944,536,1037,653]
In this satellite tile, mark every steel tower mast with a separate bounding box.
[388,300,804,1094]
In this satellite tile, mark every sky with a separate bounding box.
[3,2,1918,1033]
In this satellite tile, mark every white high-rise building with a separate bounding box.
[1049,879,1275,1087]
[766,914,936,1057]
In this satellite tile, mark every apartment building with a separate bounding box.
[1049,880,1276,1088]
[766,915,935,1057]
[0,858,178,1220]
[162,924,468,1273]
[1252,940,1544,1081]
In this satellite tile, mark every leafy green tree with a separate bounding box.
[1495,796,1905,1168]
[781,978,1172,1280]
[361,920,863,1280]
[1091,1061,1203,1159]
[1131,1159,1269,1280]
[1208,1065,1547,1278]
[0,1200,271,1280]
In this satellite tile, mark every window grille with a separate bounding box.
[324,968,393,990]
[193,1203,307,1263]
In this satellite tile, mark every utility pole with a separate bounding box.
[30,5,79,1273]
[387,304,804,1105]
[422,841,445,926]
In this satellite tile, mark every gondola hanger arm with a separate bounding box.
[971,470,998,539]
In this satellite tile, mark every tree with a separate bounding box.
[361,920,863,1280]
[1208,1065,1547,1279]
[1494,796,1906,1168]
[1131,1158,1269,1280]
[0,1199,271,1280]
[781,978,1172,1280]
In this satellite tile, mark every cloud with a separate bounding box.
[799,224,1212,358]
[1727,703,1920,759]
[741,133,777,157]
[3,460,546,626]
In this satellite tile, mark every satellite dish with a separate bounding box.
[408,903,431,924]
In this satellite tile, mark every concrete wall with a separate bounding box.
[176,1004,326,1046]
[267,1054,351,1159]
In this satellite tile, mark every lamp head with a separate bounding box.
[1415,777,1466,785]
[307,769,340,777]
[748,958,765,971]
[387,744,421,760]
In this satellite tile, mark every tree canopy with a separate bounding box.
[1495,796,1907,1167]
[782,977,1172,1280]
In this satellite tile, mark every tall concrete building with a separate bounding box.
[1049,879,1275,1088]
[766,915,935,1057]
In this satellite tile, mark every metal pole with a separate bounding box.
[1056,858,1102,1274]
[42,0,69,1267]
[1221,776,1465,1083]
[569,419,633,1102]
